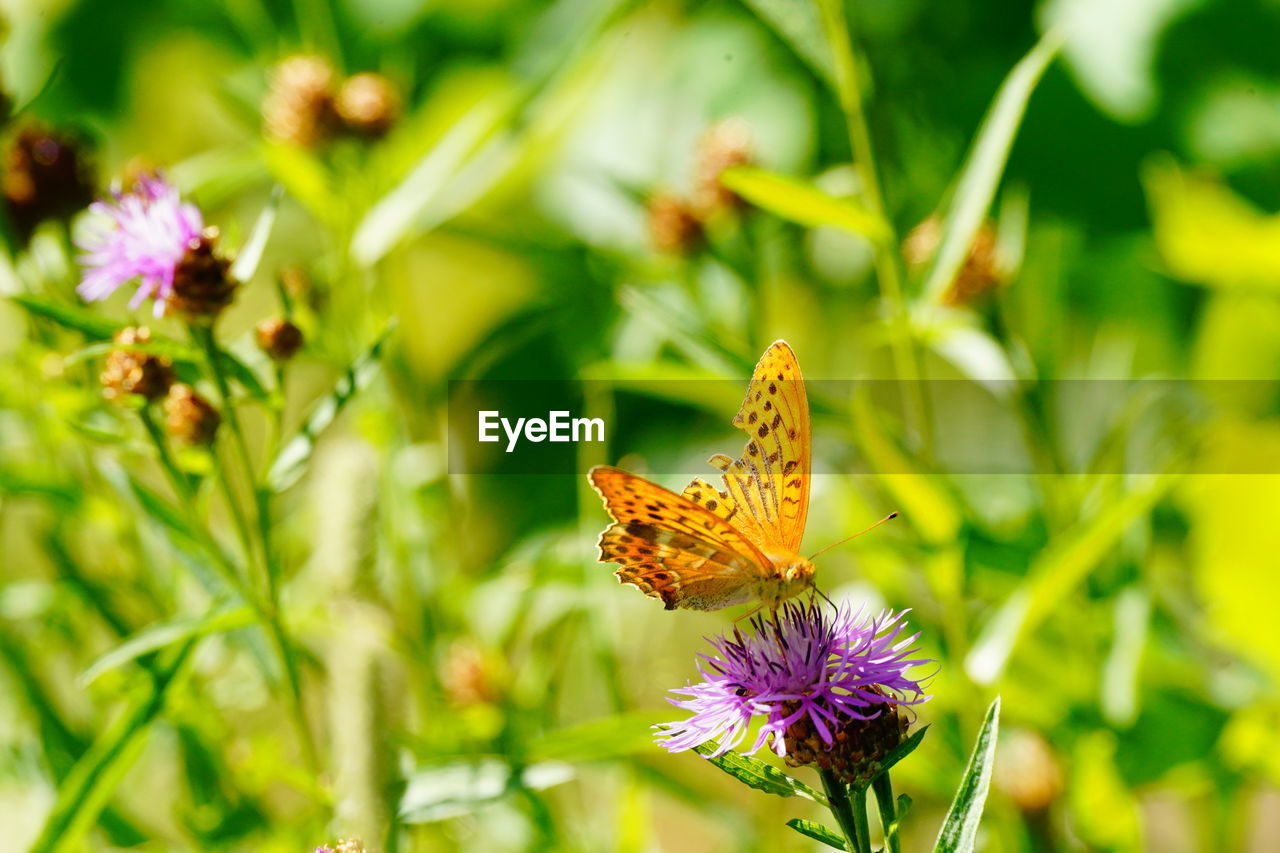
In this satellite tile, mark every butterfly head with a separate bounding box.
[770,556,817,605]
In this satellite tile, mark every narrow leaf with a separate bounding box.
[29,644,196,853]
[923,33,1062,302]
[268,322,395,491]
[721,166,890,242]
[80,606,252,686]
[869,724,929,783]
[351,94,516,265]
[739,0,835,84]
[786,818,847,850]
[216,349,269,400]
[11,294,118,339]
[933,696,1001,853]
[229,184,283,283]
[965,472,1178,684]
[692,741,827,804]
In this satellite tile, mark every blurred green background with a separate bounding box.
[3,0,1280,850]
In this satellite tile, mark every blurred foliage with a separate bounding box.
[3,0,1280,851]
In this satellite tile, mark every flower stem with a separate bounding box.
[820,770,870,853]
[189,323,279,599]
[816,0,932,451]
[852,784,873,853]
[872,771,901,853]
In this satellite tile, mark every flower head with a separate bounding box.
[4,124,96,244]
[76,175,204,317]
[658,602,930,763]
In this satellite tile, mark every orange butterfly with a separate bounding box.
[590,341,881,615]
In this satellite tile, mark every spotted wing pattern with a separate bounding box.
[692,340,811,553]
[589,466,770,611]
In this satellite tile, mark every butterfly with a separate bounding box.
[589,341,839,614]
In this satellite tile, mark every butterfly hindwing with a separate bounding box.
[599,523,761,611]
[589,466,770,611]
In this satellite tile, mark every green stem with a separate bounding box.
[189,323,278,599]
[138,405,317,773]
[816,0,931,450]
[820,770,869,853]
[871,771,901,853]
[851,784,873,853]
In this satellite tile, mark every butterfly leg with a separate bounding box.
[733,602,763,625]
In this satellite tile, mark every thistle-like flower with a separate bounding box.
[658,602,930,780]
[76,175,205,317]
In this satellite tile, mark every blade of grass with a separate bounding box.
[922,32,1062,303]
[229,185,283,284]
[28,641,197,853]
[965,471,1179,685]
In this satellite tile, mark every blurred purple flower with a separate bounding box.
[76,175,204,317]
[658,601,931,758]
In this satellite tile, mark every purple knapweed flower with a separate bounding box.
[658,601,931,758]
[76,175,204,317]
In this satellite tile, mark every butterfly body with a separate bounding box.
[589,340,819,613]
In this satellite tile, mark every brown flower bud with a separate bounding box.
[3,125,95,244]
[441,642,498,707]
[100,327,175,402]
[694,118,753,217]
[903,215,1003,307]
[782,700,908,786]
[169,228,237,320]
[647,192,703,256]
[256,317,304,362]
[995,729,1063,813]
[263,55,340,147]
[335,73,400,138]
[164,384,220,446]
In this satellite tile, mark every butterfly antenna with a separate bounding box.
[807,511,899,561]
[812,586,838,611]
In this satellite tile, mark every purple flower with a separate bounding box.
[76,175,204,317]
[658,602,931,758]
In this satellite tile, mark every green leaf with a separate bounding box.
[897,792,913,819]
[229,184,283,283]
[529,711,666,763]
[215,349,269,400]
[692,741,827,804]
[923,33,1062,303]
[10,294,118,339]
[80,606,252,686]
[29,643,196,853]
[965,471,1179,684]
[786,818,847,850]
[933,696,1001,853]
[261,142,334,226]
[351,93,518,266]
[62,338,198,368]
[267,322,395,492]
[127,475,201,544]
[739,0,835,85]
[399,759,575,823]
[1143,157,1280,290]
[869,724,929,783]
[720,166,890,242]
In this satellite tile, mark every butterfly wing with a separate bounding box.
[695,340,811,554]
[589,466,771,611]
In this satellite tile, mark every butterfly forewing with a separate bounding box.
[702,340,811,553]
